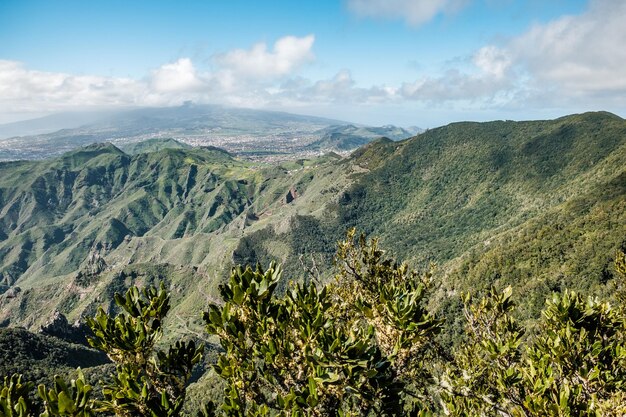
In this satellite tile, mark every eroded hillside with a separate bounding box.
[0,112,624,335]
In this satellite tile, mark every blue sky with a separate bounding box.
[1,0,624,127]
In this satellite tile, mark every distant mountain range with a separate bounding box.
[0,111,623,340]
[0,104,420,161]
[0,111,624,409]
[0,112,114,140]
[307,124,419,151]
[0,104,342,141]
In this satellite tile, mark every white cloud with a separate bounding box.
[473,46,511,79]
[151,58,204,92]
[344,0,626,113]
[307,70,395,103]
[0,58,219,118]
[0,60,145,113]
[399,70,512,103]
[397,46,513,103]
[346,0,468,26]
[215,35,315,80]
[508,0,626,95]
[309,70,358,99]
[272,70,396,105]
[399,0,626,110]
[0,35,318,120]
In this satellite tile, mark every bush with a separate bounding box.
[4,235,626,417]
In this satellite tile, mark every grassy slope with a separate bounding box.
[0,141,350,329]
[235,112,626,320]
[0,112,624,333]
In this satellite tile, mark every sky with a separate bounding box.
[0,0,625,127]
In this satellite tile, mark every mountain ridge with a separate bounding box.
[0,111,623,337]
[0,105,419,161]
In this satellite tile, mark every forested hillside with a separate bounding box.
[0,111,624,336]
[238,112,626,319]
[0,140,350,330]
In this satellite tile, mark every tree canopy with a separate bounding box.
[2,230,625,417]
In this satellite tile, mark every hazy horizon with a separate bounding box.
[1,0,625,128]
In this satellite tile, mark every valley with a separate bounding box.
[0,110,624,415]
[0,111,623,334]
[0,104,417,162]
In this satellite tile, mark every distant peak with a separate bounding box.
[581,110,622,120]
[77,142,123,153]
[554,111,624,124]
[58,142,125,166]
[199,145,233,157]
[372,136,394,144]
[120,137,191,155]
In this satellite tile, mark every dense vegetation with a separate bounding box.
[236,112,626,323]
[2,233,626,416]
[0,328,110,391]
[1,112,624,334]
[1,284,203,417]
[0,112,625,415]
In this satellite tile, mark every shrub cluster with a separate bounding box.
[2,230,625,416]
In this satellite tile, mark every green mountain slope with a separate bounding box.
[442,170,626,320]
[234,112,626,318]
[120,137,192,154]
[0,327,110,388]
[337,112,625,262]
[0,111,624,334]
[307,124,414,151]
[0,140,350,329]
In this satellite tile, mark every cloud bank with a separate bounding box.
[395,0,626,110]
[216,35,315,80]
[0,35,319,120]
[1,1,625,125]
[511,0,626,98]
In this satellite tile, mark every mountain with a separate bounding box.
[0,327,110,388]
[306,124,415,151]
[0,111,624,340]
[0,111,113,140]
[230,111,626,322]
[336,112,625,261]
[0,139,348,331]
[119,137,192,154]
[0,104,345,161]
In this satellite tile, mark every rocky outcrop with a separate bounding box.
[4,287,20,299]
[286,187,298,204]
[39,310,91,346]
[85,248,108,275]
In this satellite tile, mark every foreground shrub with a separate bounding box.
[0,285,202,417]
[203,229,442,416]
[3,233,625,417]
[442,279,626,416]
